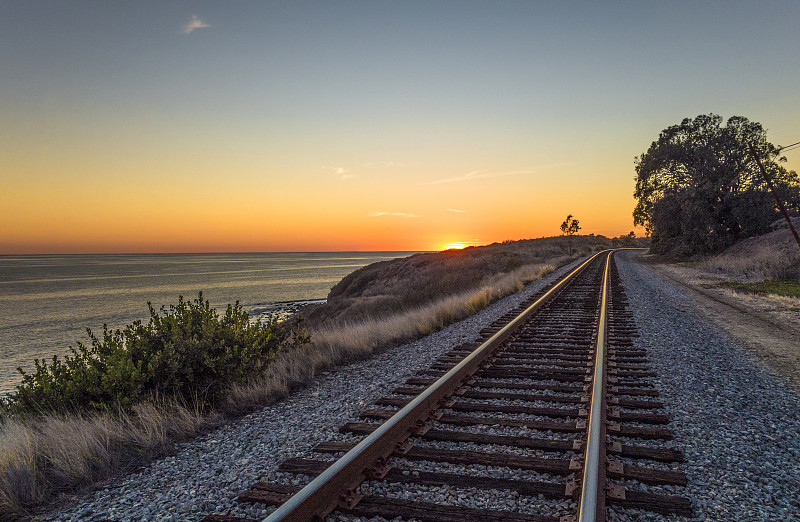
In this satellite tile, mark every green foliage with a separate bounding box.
[611,231,647,248]
[722,279,800,298]
[633,114,800,256]
[1,293,289,416]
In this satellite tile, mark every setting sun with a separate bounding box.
[1,2,797,257]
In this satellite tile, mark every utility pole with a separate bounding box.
[748,143,800,250]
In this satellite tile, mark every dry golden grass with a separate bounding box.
[304,236,608,326]
[0,236,605,517]
[700,227,800,280]
[310,263,555,358]
[0,399,217,517]
[224,263,558,410]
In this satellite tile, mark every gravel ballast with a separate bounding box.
[44,259,584,522]
[44,252,800,521]
[613,251,800,521]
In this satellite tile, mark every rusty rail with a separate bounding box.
[263,251,609,522]
[199,248,692,522]
[577,249,611,521]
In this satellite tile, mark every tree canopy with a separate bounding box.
[633,114,800,256]
[560,214,580,254]
[560,214,580,237]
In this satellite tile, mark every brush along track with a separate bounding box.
[202,251,692,522]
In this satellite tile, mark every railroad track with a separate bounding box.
[203,250,692,522]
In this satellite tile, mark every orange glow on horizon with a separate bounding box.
[2,4,798,257]
[1,135,652,255]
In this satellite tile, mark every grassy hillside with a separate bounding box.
[305,235,616,327]
[700,225,800,281]
[0,234,617,517]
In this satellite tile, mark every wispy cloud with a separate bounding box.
[368,211,420,218]
[423,163,576,185]
[447,208,467,213]
[183,15,211,34]
[321,166,355,180]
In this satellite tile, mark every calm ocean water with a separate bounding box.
[0,252,415,395]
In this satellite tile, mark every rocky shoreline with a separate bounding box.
[247,299,327,324]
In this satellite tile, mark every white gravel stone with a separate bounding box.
[611,251,800,521]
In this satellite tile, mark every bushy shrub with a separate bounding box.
[1,293,288,416]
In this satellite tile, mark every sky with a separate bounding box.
[2,1,799,254]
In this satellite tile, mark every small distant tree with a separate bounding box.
[560,214,581,254]
[613,231,639,247]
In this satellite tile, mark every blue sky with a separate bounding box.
[2,1,799,252]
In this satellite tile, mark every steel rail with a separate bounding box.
[577,250,612,522]
[263,250,610,522]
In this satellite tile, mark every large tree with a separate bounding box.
[633,114,800,256]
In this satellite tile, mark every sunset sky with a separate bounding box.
[2,1,799,254]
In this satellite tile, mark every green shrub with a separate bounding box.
[1,293,288,416]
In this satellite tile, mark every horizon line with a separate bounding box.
[0,233,622,257]
[0,249,434,257]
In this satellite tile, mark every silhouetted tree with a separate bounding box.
[560,214,581,254]
[633,114,800,256]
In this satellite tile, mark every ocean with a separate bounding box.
[0,252,416,396]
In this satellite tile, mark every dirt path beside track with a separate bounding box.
[645,260,800,387]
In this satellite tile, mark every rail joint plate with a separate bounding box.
[607,460,624,476]
[606,483,626,500]
[337,488,364,510]
[366,458,391,480]
[564,480,580,498]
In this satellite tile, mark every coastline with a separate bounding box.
[39,257,587,521]
[1,238,606,518]
[0,298,327,399]
[247,299,327,324]
[0,251,408,397]
[36,252,800,521]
